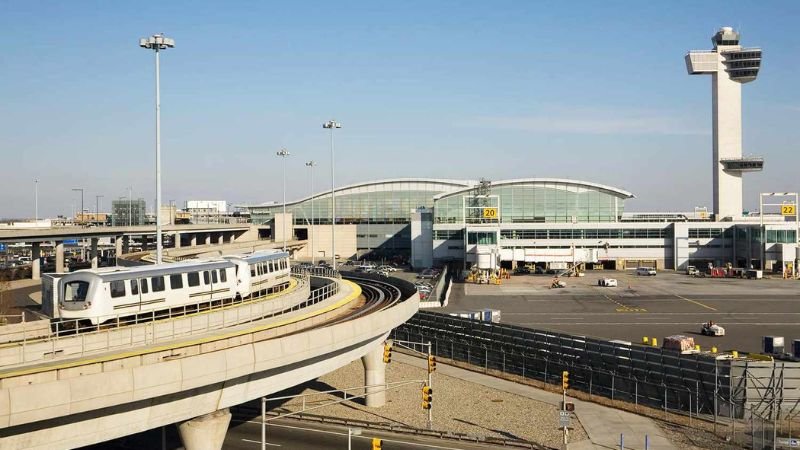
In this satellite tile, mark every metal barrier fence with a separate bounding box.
[394,312,731,417]
[292,266,342,279]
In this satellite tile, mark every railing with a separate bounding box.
[0,273,350,368]
[292,266,342,279]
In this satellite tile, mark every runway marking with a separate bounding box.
[603,294,646,313]
[242,438,281,447]
[674,294,717,311]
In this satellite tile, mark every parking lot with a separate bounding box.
[443,269,800,354]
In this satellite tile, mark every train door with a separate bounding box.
[138,278,149,312]
[130,279,141,312]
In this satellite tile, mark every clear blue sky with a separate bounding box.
[2,1,799,218]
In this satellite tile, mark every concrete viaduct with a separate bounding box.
[0,272,419,449]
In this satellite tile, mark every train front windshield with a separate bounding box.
[64,281,90,302]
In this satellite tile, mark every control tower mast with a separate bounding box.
[686,27,763,219]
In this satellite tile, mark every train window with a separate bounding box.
[140,279,149,294]
[268,261,273,273]
[130,280,139,295]
[203,271,210,285]
[170,274,183,289]
[152,276,165,292]
[188,272,200,287]
[212,270,218,284]
[219,269,227,282]
[250,265,256,277]
[64,281,90,302]
[110,281,126,298]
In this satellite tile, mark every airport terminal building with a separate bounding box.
[244,177,799,274]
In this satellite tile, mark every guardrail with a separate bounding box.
[0,273,350,368]
[292,266,342,279]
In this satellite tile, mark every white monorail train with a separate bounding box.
[57,250,290,325]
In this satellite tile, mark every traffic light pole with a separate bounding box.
[562,388,568,445]
[427,341,433,431]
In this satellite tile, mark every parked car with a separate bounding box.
[686,265,698,276]
[514,266,531,274]
[598,278,618,287]
[636,267,657,276]
[417,268,437,279]
[377,265,398,272]
[376,270,390,277]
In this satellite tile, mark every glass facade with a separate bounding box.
[111,199,146,226]
[500,228,671,240]
[248,180,470,225]
[434,181,628,224]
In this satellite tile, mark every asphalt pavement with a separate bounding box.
[225,416,523,450]
[443,270,800,353]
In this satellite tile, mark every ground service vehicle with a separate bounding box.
[701,322,726,336]
[598,278,618,287]
[636,267,657,276]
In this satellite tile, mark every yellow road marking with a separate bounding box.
[0,280,362,379]
[604,295,646,313]
[674,294,717,311]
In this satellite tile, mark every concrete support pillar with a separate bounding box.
[55,241,65,273]
[90,238,99,269]
[360,343,387,407]
[217,233,223,245]
[31,242,41,280]
[204,233,211,246]
[190,234,197,247]
[178,408,231,450]
[174,232,182,249]
[122,236,130,254]
[228,232,236,244]
[115,236,123,258]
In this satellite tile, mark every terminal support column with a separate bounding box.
[204,233,211,246]
[217,233,223,245]
[31,242,41,280]
[190,234,197,247]
[177,408,231,450]
[174,232,182,249]
[54,241,65,273]
[90,238,99,269]
[361,344,387,407]
[122,235,130,254]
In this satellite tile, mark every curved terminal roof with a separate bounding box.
[433,178,635,200]
[253,178,475,209]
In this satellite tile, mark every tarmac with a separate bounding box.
[393,353,677,450]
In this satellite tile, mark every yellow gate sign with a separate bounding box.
[782,204,797,216]
[482,207,498,219]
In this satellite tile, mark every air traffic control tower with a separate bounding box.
[686,27,763,219]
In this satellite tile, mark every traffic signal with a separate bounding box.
[421,384,433,409]
[371,438,382,450]
[427,355,437,373]
[382,342,392,364]
[561,370,569,391]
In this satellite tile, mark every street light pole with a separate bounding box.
[128,187,133,227]
[322,120,341,269]
[276,148,290,251]
[306,160,317,264]
[34,179,39,222]
[72,188,84,224]
[139,33,175,265]
[95,195,104,226]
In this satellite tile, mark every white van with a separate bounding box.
[636,267,657,276]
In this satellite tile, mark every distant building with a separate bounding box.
[186,200,229,224]
[111,199,146,226]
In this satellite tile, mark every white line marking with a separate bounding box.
[242,438,281,446]
[240,420,486,449]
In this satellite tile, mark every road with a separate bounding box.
[224,416,520,450]
[444,270,800,353]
